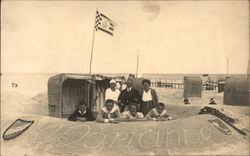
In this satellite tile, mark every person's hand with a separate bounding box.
[77,117,87,121]
[109,119,119,124]
[158,118,168,121]
[129,117,137,121]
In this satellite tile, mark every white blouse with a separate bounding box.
[105,88,120,101]
[142,89,152,101]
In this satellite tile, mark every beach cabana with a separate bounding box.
[224,78,249,106]
[183,76,202,98]
[130,78,145,92]
[218,80,225,93]
[48,73,125,118]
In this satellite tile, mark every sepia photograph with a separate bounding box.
[1,0,250,155]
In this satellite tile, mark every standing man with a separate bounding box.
[118,79,140,113]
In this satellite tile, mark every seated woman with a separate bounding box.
[68,102,95,122]
[146,103,172,121]
[122,104,145,121]
[96,99,122,123]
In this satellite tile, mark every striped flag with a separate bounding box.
[95,11,114,36]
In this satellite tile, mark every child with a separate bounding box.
[68,102,95,122]
[122,104,145,121]
[96,99,122,123]
[146,103,172,121]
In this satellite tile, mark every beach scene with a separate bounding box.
[1,1,249,156]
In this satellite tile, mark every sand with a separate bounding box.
[1,87,249,155]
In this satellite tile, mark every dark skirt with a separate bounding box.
[141,101,154,116]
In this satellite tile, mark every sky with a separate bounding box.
[1,0,249,74]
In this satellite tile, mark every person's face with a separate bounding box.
[110,83,116,89]
[126,80,133,88]
[143,82,150,91]
[156,106,164,114]
[79,105,87,112]
[106,102,114,111]
[129,105,137,116]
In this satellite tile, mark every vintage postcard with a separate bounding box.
[1,0,249,155]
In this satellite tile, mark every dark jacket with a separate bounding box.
[118,87,140,105]
[68,109,95,122]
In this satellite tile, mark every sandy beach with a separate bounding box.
[1,75,249,155]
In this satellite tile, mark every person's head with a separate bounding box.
[105,99,115,111]
[78,101,87,112]
[156,103,165,114]
[126,79,133,88]
[129,104,138,116]
[110,79,116,90]
[142,79,151,91]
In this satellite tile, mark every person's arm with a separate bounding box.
[151,89,159,107]
[118,91,125,107]
[96,110,108,123]
[68,110,78,122]
[158,113,173,121]
[115,109,123,121]
[146,110,156,121]
[122,112,129,120]
[105,89,109,100]
[86,110,95,121]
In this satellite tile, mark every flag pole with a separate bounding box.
[136,54,139,78]
[89,9,97,75]
[227,58,229,78]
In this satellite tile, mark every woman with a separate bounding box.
[96,99,122,123]
[105,79,120,104]
[140,79,158,116]
[122,103,145,121]
[68,102,95,122]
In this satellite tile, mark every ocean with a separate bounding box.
[1,73,246,96]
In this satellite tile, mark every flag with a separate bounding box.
[95,11,114,36]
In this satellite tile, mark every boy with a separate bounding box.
[96,99,122,123]
[68,102,95,122]
[146,103,172,121]
[122,104,145,121]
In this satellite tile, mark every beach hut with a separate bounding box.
[183,76,202,98]
[48,73,125,118]
[218,80,225,93]
[130,78,145,92]
[224,78,249,106]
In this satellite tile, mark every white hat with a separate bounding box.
[110,79,116,84]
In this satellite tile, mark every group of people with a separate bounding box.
[68,78,172,123]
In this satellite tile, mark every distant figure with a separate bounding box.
[118,79,140,113]
[128,74,135,79]
[209,98,217,105]
[146,103,172,121]
[140,79,159,116]
[122,104,145,121]
[96,99,122,123]
[68,102,95,122]
[105,79,120,104]
[184,98,190,104]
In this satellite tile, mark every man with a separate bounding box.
[118,79,140,113]
[68,102,95,122]
[96,99,122,123]
[105,79,120,104]
[146,103,172,121]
